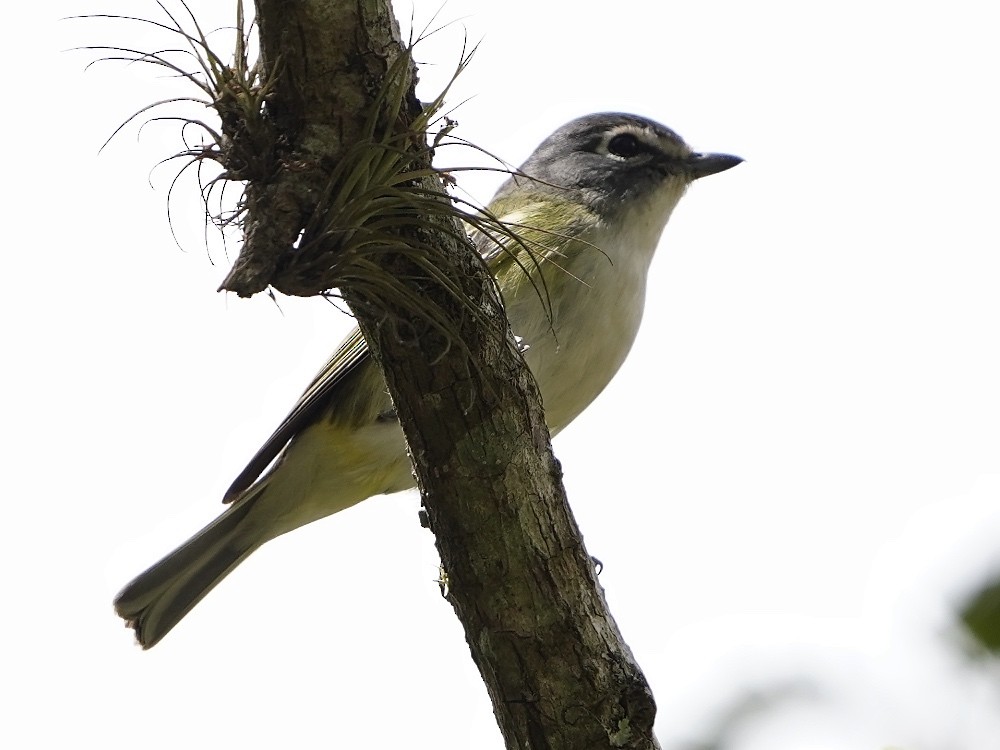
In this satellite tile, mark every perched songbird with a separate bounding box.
[114,112,742,647]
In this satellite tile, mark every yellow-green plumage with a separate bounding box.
[114,113,741,648]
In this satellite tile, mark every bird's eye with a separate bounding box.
[607,133,644,158]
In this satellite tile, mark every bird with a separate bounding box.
[114,112,742,648]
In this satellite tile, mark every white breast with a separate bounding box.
[504,186,686,433]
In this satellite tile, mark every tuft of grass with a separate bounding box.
[74,1,577,369]
[73,1,275,257]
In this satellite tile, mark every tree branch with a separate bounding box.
[215,0,662,745]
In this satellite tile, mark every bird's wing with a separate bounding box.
[222,208,557,504]
[222,326,371,503]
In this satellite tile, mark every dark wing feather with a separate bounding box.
[223,224,510,504]
[222,327,371,502]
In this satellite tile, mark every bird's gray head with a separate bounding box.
[494,112,742,219]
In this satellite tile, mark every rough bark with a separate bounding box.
[220,0,416,296]
[234,1,662,747]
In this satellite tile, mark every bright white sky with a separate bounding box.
[4,1,1000,748]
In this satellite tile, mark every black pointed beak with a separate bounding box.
[686,152,743,180]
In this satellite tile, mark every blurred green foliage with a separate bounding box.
[961,573,1000,654]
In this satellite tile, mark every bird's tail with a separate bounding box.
[113,491,263,649]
